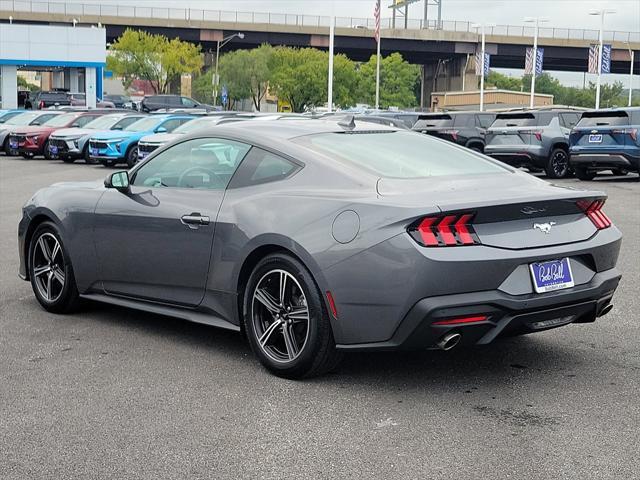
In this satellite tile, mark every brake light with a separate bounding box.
[521,130,543,141]
[38,100,45,109]
[432,315,488,326]
[612,128,638,142]
[577,199,612,230]
[442,129,459,141]
[410,213,480,247]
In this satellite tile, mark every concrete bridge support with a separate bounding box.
[420,55,477,110]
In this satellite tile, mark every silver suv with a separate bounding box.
[484,108,582,178]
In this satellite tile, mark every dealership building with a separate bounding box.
[0,23,105,109]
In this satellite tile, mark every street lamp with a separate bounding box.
[524,16,548,108]
[589,9,615,109]
[213,32,244,107]
[472,23,495,112]
[625,41,635,107]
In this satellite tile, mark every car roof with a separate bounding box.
[192,118,398,142]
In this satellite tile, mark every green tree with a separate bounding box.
[107,29,203,94]
[486,70,522,91]
[192,69,214,104]
[357,53,420,109]
[218,49,253,109]
[17,76,39,92]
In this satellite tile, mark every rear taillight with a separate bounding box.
[38,100,45,109]
[410,213,480,247]
[612,128,638,142]
[577,199,612,230]
[521,130,543,141]
[442,129,459,141]
[432,315,489,326]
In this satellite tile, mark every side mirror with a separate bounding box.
[104,171,130,192]
[155,126,167,133]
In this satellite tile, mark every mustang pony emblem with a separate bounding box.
[533,222,556,234]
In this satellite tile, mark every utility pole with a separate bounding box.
[626,43,635,107]
[328,15,335,112]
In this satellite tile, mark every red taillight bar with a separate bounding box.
[612,128,638,142]
[442,129,459,141]
[520,130,543,141]
[413,213,480,247]
[432,315,489,326]
[577,199,612,230]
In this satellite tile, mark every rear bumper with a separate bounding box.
[485,145,547,169]
[569,153,640,171]
[336,267,620,351]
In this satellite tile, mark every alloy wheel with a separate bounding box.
[551,151,568,177]
[251,269,310,363]
[32,232,66,302]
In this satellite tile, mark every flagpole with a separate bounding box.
[374,0,381,110]
[328,14,334,112]
[595,10,604,109]
[479,24,485,112]
[529,18,538,108]
[375,35,381,109]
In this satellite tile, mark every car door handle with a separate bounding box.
[181,213,210,229]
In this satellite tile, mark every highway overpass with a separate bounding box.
[1,1,638,104]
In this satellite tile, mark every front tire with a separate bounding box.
[546,148,570,178]
[28,222,80,313]
[84,145,97,164]
[612,168,628,176]
[243,253,342,379]
[43,140,53,160]
[126,145,139,168]
[574,166,597,181]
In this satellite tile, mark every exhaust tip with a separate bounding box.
[437,332,462,351]
[598,303,614,317]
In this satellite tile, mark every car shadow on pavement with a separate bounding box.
[81,300,594,388]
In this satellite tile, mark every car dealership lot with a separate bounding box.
[1,158,638,479]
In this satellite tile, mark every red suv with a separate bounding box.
[8,111,105,159]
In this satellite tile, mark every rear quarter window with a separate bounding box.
[294,131,507,178]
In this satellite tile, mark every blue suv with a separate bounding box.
[569,107,640,180]
[88,114,194,167]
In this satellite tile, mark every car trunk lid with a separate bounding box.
[486,113,540,147]
[377,174,604,249]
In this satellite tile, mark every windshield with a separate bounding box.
[413,115,453,129]
[577,112,630,127]
[43,113,79,127]
[83,115,125,130]
[172,118,216,134]
[125,117,162,132]
[295,131,507,178]
[491,114,538,128]
[4,112,43,126]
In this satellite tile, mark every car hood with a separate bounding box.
[139,132,182,144]
[9,125,56,135]
[50,127,94,139]
[91,130,142,141]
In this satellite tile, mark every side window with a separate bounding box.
[454,115,473,127]
[114,116,140,129]
[73,116,97,127]
[159,119,182,132]
[181,97,197,107]
[476,115,494,128]
[132,137,251,190]
[32,113,57,125]
[230,147,301,188]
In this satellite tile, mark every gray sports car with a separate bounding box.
[18,119,622,378]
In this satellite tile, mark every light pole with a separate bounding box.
[626,42,635,107]
[524,16,548,108]
[589,9,615,110]
[213,32,244,107]
[328,15,335,112]
[472,23,494,112]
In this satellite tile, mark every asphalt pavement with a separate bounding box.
[1,157,639,480]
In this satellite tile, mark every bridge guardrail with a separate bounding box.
[1,0,638,44]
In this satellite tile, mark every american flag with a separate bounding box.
[588,45,599,74]
[374,0,381,44]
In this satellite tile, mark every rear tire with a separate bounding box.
[612,168,628,176]
[84,145,97,164]
[28,221,81,314]
[43,140,53,160]
[545,148,570,179]
[243,253,342,379]
[574,166,597,181]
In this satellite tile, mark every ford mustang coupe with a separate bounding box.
[18,119,622,378]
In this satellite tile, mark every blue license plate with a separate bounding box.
[529,258,574,294]
[91,148,99,156]
[588,134,603,143]
[50,145,58,155]
[9,140,18,148]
